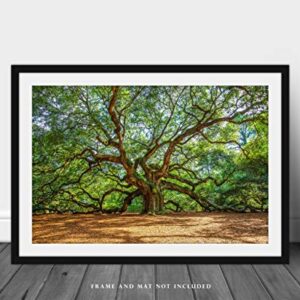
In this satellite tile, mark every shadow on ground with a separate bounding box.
[32,212,268,244]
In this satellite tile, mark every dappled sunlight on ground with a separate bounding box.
[32,212,268,244]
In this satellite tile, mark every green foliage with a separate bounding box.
[32,86,268,214]
[127,197,144,212]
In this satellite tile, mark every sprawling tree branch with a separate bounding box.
[33,85,268,214]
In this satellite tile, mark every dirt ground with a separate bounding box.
[32,212,268,244]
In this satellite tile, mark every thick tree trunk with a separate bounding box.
[142,184,164,214]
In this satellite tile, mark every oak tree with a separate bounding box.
[32,86,268,214]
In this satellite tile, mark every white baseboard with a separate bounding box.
[0,218,10,242]
[290,218,300,242]
[0,217,300,243]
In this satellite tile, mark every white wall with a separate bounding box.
[0,0,299,241]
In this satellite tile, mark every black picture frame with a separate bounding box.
[11,65,289,264]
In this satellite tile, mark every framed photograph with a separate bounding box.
[11,65,289,264]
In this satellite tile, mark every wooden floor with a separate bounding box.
[0,244,300,300]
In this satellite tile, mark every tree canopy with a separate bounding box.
[32,85,268,214]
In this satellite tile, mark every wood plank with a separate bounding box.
[221,265,271,300]
[156,265,195,300]
[0,245,21,291]
[254,264,300,300]
[189,265,232,300]
[0,243,7,253]
[117,265,155,300]
[36,265,87,300]
[76,265,121,300]
[285,243,300,284]
[0,264,53,299]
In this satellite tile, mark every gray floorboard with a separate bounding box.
[189,265,233,300]
[76,265,121,300]
[156,265,195,300]
[36,265,88,300]
[0,264,53,300]
[117,265,155,300]
[0,244,7,253]
[254,264,300,300]
[0,244,299,299]
[0,245,21,292]
[285,243,300,285]
[221,265,271,300]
